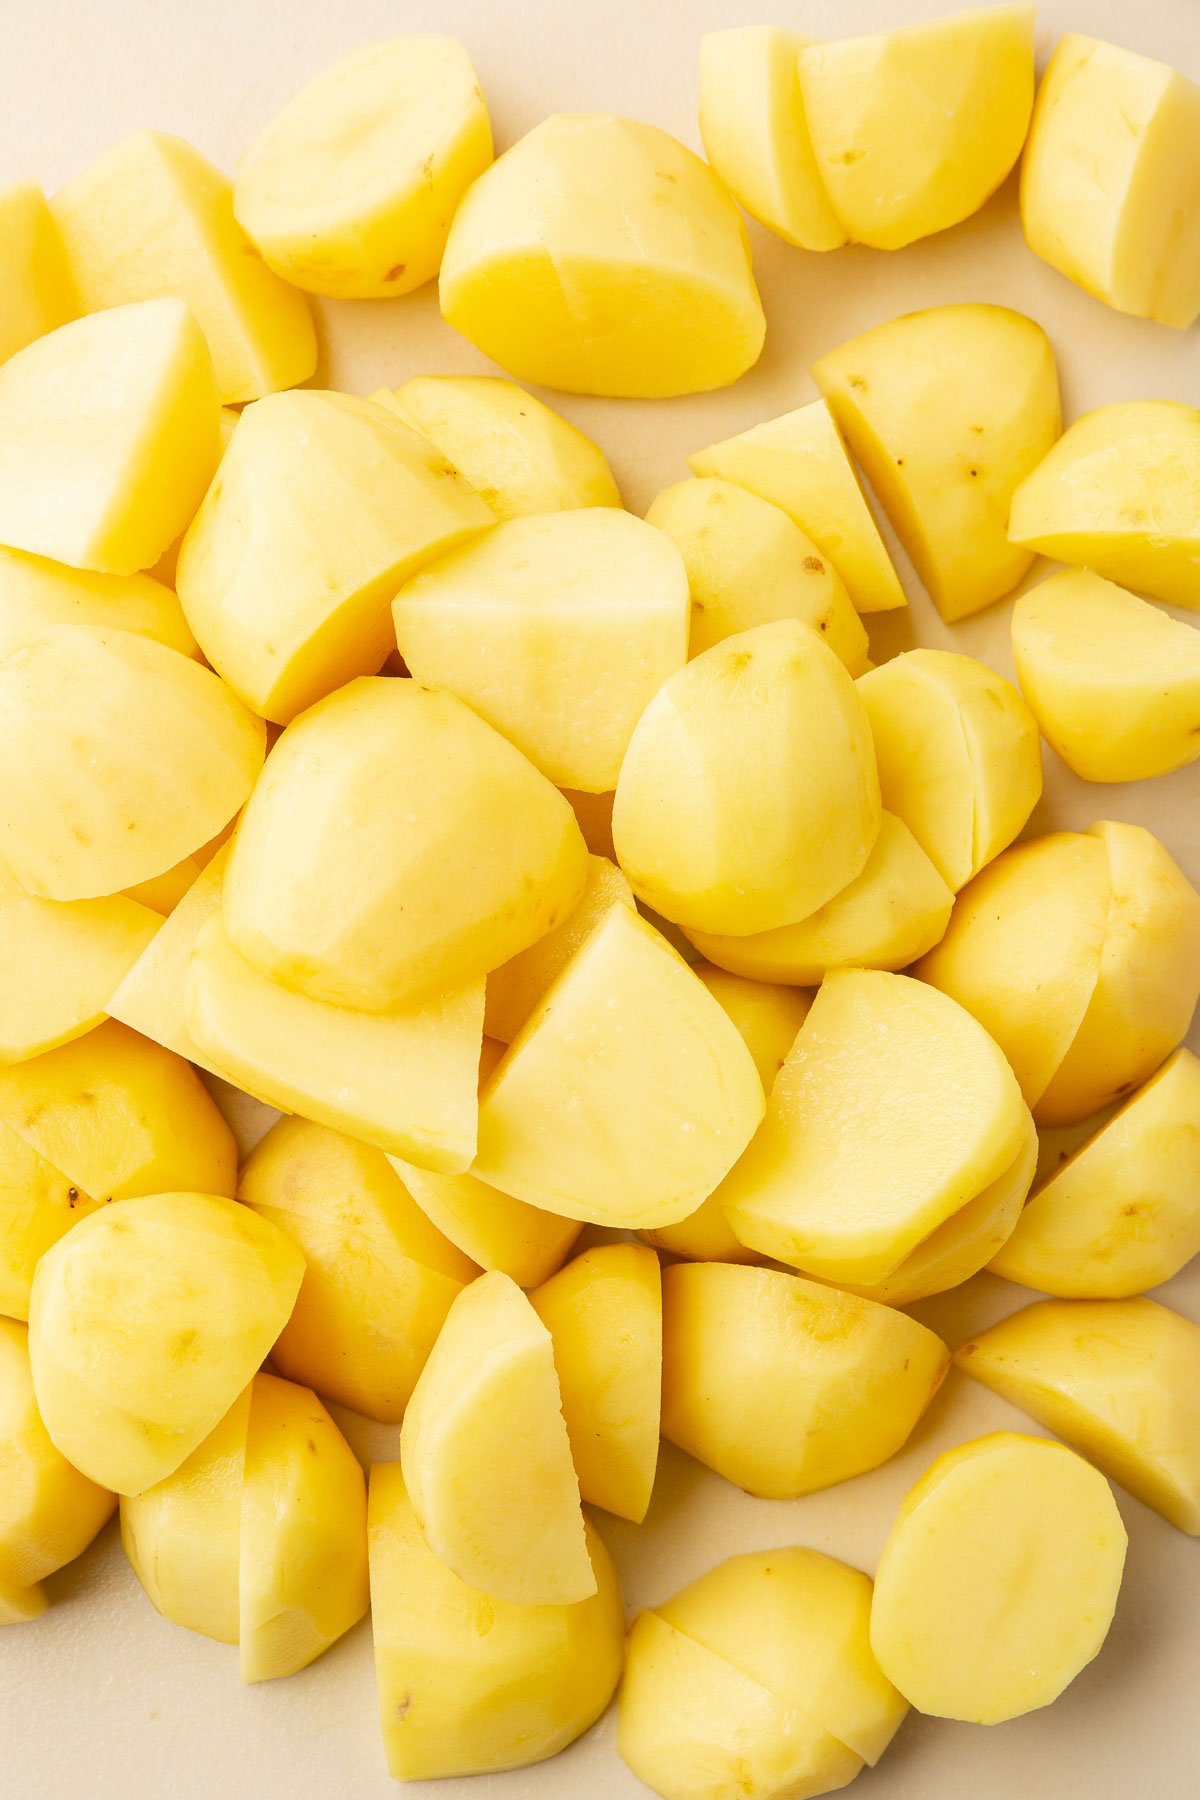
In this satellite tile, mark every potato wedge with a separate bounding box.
[0,546,195,662]
[0,182,76,366]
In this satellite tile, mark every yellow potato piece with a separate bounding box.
[798,5,1035,250]
[177,391,491,722]
[0,624,264,902]
[473,904,764,1230]
[224,676,586,1010]
[28,1191,304,1495]
[692,967,811,1093]
[485,855,634,1043]
[1021,35,1200,329]
[0,182,76,366]
[369,1465,623,1780]
[688,812,952,986]
[187,915,484,1172]
[530,1243,661,1523]
[646,478,869,672]
[613,621,881,935]
[391,374,622,518]
[812,304,1060,620]
[1008,399,1200,610]
[440,113,765,398]
[689,399,904,613]
[698,28,846,251]
[0,1124,99,1323]
[0,299,220,575]
[870,1433,1126,1723]
[661,1263,948,1499]
[859,649,1043,892]
[394,509,689,792]
[239,1372,368,1682]
[400,1271,594,1605]
[52,130,316,403]
[107,850,229,1072]
[1012,570,1200,781]
[0,545,195,662]
[121,852,206,916]
[720,969,1028,1284]
[956,1298,1200,1535]
[991,1049,1200,1298]
[618,1609,863,1800]
[235,36,492,299]
[239,1116,475,1422]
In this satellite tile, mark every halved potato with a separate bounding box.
[484,856,634,1044]
[0,182,76,366]
[0,546,195,661]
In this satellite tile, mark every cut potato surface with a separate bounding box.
[235,36,493,299]
[107,850,229,1072]
[440,113,764,397]
[0,182,76,367]
[870,1433,1127,1723]
[393,508,689,792]
[0,1124,99,1324]
[484,856,634,1044]
[0,547,195,662]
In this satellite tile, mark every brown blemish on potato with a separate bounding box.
[802,555,825,574]
[384,264,407,282]
[394,1694,413,1721]
[847,374,867,391]
[833,148,866,165]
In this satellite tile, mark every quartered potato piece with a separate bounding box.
[0,182,76,366]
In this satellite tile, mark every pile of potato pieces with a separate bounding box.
[1,8,1199,1798]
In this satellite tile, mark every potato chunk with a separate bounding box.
[870,1433,1126,1723]
[0,182,76,366]
[0,547,195,661]
[107,850,227,1071]
[0,299,219,575]
[440,113,764,397]
[369,1466,623,1779]
[1021,35,1200,329]
[235,36,493,298]
[485,855,635,1044]
[1012,570,1200,781]
[812,305,1060,620]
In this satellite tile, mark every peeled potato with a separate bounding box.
[235,36,493,299]
[485,855,635,1043]
[0,546,196,662]
[0,181,76,366]
[107,850,228,1071]
[440,113,765,398]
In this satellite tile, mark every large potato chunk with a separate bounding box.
[0,546,196,661]
[400,1271,594,1605]
[28,1191,303,1495]
[1021,36,1200,329]
[51,130,316,402]
[812,305,1060,620]
[393,509,689,791]
[613,621,880,935]
[235,36,492,298]
[224,677,586,1009]
[177,391,491,722]
[0,182,76,366]
[473,904,764,1230]
[0,299,219,574]
[1008,400,1200,609]
[369,1466,623,1779]
[662,1263,948,1499]
[956,1299,1200,1535]
[440,113,765,397]
[1012,570,1200,781]
[0,624,264,901]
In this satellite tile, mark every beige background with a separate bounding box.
[1,0,1198,1795]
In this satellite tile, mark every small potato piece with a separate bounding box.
[531,1244,661,1523]
[1011,570,1200,781]
[797,5,1035,250]
[1021,36,1200,330]
[859,649,1042,892]
[485,856,634,1043]
[661,1263,948,1499]
[0,299,219,575]
[369,1466,623,1780]
[956,1299,1200,1534]
[613,621,881,936]
[645,479,869,672]
[52,130,316,403]
[0,1127,97,1324]
[1008,400,1200,610]
[235,37,492,299]
[693,968,811,1092]
[400,1271,593,1605]
[239,1117,476,1422]
[440,113,764,398]
[223,676,587,1010]
[0,182,76,366]
[390,375,621,518]
[698,28,846,252]
[28,1191,304,1495]
[393,509,689,792]
[107,851,228,1071]
[0,625,264,902]
[870,1434,1127,1723]
[991,1050,1200,1297]
[473,905,764,1230]
[0,547,195,661]
[690,400,905,613]
[812,305,1061,620]
[688,813,952,986]
[177,390,491,722]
